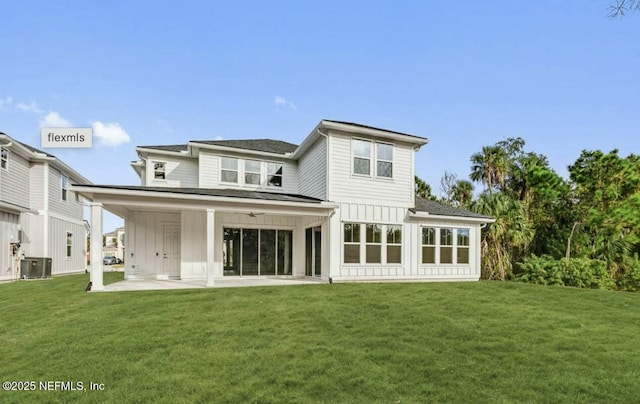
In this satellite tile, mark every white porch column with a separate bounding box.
[206,208,215,287]
[90,202,104,291]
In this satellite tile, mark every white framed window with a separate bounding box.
[421,227,436,264]
[267,162,283,187]
[244,160,261,185]
[343,223,361,264]
[353,139,372,176]
[221,157,239,183]
[421,227,470,265]
[366,224,382,263]
[457,228,470,264]
[66,232,72,258]
[386,225,402,264]
[153,162,166,180]
[61,175,68,201]
[376,143,393,178]
[1,148,7,170]
[440,228,454,264]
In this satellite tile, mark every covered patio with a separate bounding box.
[71,184,338,291]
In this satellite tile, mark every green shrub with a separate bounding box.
[516,255,614,290]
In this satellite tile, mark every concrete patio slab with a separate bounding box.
[101,277,324,292]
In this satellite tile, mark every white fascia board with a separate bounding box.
[408,211,495,224]
[130,161,143,177]
[188,142,294,160]
[70,185,338,211]
[320,120,429,147]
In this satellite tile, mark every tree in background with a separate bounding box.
[452,180,474,209]
[609,0,640,16]
[415,175,436,200]
[470,145,509,194]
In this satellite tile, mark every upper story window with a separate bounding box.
[244,160,261,185]
[352,139,394,178]
[376,143,393,178]
[267,163,283,187]
[221,157,238,183]
[353,140,371,176]
[0,148,7,170]
[61,175,68,201]
[153,162,166,180]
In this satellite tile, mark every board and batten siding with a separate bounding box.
[0,149,30,209]
[29,162,45,210]
[327,132,414,207]
[198,151,299,194]
[48,167,83,220]
[147,155,198,188]
[298,137,326,200]
[0,211,20,280]
[126,211,180,278]
[180,210,207,279]
[19,213,44,257]
[48,216,86,275]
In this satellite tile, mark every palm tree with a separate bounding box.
[415,175,435,200]
[472,192,533,280]
[470,146,509,194]
[452,180,474,208]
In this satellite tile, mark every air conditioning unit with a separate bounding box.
[20,257,52,279]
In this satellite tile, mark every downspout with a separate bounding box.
[317,128,329,200]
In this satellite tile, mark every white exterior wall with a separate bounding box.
[0,211,20,281]
[330,201,482,281]
[327,132,415,207]
[298,137,326,200]
[125,211,180,278]
[180,210,207,279]
[0,149,30,209]
[19,213,44,257]
[29,163,45,210]
[48,216,86,275]
[146,155,198,188]
[48,167,83,219]
[198,151,299,194]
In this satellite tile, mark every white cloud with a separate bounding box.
[0,96,12,111]
[16,101,44,114]
[92,121,131,147]
[40,111,73,127]
[274,96,297,111]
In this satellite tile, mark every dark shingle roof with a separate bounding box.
[324,120,428,141]
[412,197,493,220]
[16,141,56,157]
[191,139,298,155]
[138,144,188,152]
[73,184,323,204]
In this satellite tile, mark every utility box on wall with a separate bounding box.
[20,257,53,279]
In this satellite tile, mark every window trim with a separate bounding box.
[220,156,239,184]
[420,226,472,266]
[244,159,262,187]
[375,142,394,179]
[386,225,403,264]
[152,161,166,180]
[61,174,68,201]
[66,232,72,259]
[365,224,382,264]
[342,222,403,265]
[0,147,8,170]
[352,138,372,177]
[266,162,283,188]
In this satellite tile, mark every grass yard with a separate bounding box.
[1,274,639,403]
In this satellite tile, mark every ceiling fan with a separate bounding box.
[246,212,265,218]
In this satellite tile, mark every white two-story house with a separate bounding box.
[0,132,92,280]
[73,120,493,290]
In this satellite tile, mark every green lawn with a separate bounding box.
[1,274,639,403]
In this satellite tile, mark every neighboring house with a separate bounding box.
[0,132,92,281]
[73,120,493,291]
[103,226,125,262]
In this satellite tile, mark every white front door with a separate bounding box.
[163,224,180,278]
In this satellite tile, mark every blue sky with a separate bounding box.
[1,1,639,232]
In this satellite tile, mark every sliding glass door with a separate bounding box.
[223,227,293,276]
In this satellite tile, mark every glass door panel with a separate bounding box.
[260,230,276,275]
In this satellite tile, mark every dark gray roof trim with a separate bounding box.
[138,144,188,152]
[192,139,298,155]
[411,197,493,219]
[73,184,323,204]
[324,120,428,141]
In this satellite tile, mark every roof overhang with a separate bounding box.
[188,142,294,160]
[0,199,31,214]
[136,147,193,158]
[71,185,338,219]
[408,210,496,224]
